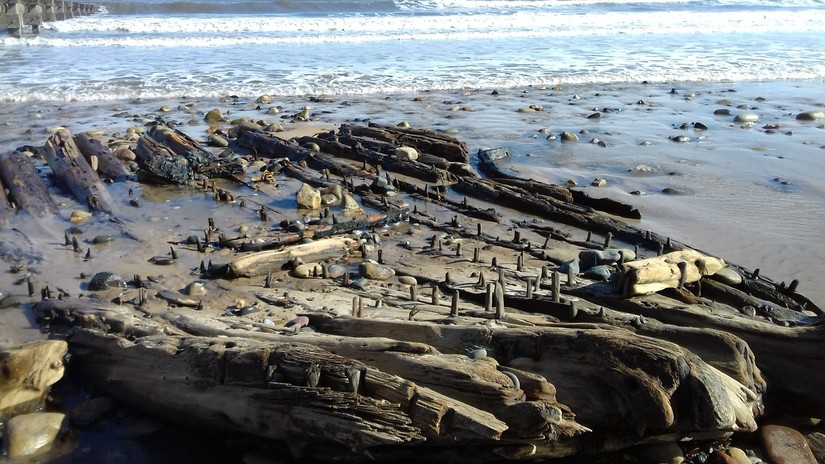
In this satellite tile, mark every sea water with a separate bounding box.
[0,0,824,302]
[0,0,823,100]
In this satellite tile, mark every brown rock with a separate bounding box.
[203,108,223,124]
[0,340,68,420]
[760,424,817,464]
[725,447,752,464]
[4,412,73,461]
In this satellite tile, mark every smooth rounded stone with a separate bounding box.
[256,94,273,104]
[713,266,743,285]
[184,281,207,297]
[560,131,578,142]
[238,224,250,234]
[714,108,732,116]
[113,147,136,161]
[5,412,70,461]
[203,108,223,123]
[559,259,580,275]
[371,176,395,194]
[69,396,114,426]
[350,277,369,290]
[467,348,487,359]
[397,121,410,128]
[207,134,229,147]
[591,178,606,187]
[797,110,825,121]
[661,187,687,195]
[292,263,323,278]
[760,424,818,464]
[92,234,116,244]
[264,123,283,132]
[69,210,92,224]
[670,135,690,143]
[320,193,340,207]
[631,442,685,464]
[158,105,172,113]
[296,183,321,210]
[359,262,395,281]
[326,264,347,278]
[726,447,753,464]
[587,112,601,119]
[583,265,612,282]
[578,250,603,269]
[734,112,760,123]
[265,106,280,115]
[321,184,343,201]
[88,272,127,291]
[398,276,417,286]
[395,146,419,161]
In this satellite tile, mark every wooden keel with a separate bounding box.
[0,150,59,218]
[44,129,115,213]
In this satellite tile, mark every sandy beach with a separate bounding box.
[2,81,823,345]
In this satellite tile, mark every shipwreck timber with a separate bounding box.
[2,117,824,462]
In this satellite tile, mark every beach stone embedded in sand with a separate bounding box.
[734,112,759,123]
[296,183,321,209]
[114,147,136,161]
[327,264,347,278]
[69,210,92,224]
[796,111,825,121]
[184,282,207,297]
[256,95,273,104]
[714,108,732,116]
[359,262,395,281]
[398,276,417,286]
[342,194,362,212]
[0,341,68,421]
[88,272,127,291]
[560,131,578,142]
[207,134,229,147]
[293,263,323,278]
[204,108,223,123]
[5,412,70,461]
[760,424,817,464]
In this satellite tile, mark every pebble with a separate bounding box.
[350,277,369,290]
[256,95,273,104]
[760,424,818,464]
[88,272,127,291]
[734,113,760,123]
[114,147,136,161]
[714,108,732,116]
[5,412,70,461]
[184,281,207,297]
[342,194,361,212]
[203,108,223,124]
[92,234,116,244]
[207,134,229,147]
[395,146,419,161]
[591,178,606,187]
[670,135,690,143]
[327,264,347,278]
[713,267,743,285]
[292,263,323,278]
[797,110,825,121]
[398,276,417,286]
[560,131,578,142]
[559,259,580,275]
[359,262,395,281]
[662,187,687,195]
[69,210,92,224]
[584,265,612,282]
[467,348,487,359]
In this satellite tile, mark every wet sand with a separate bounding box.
[0,80,824,349]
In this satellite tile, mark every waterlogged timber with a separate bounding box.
[0,0,97,36]
[2,110,824,462]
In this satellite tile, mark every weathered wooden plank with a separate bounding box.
[44,129,115,213]
[0,151,59,218]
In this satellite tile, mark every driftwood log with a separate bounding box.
[73,132,131,181]
[44,129,115,213]
[0,151,60,218]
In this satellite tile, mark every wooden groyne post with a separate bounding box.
[0,1,98,37]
